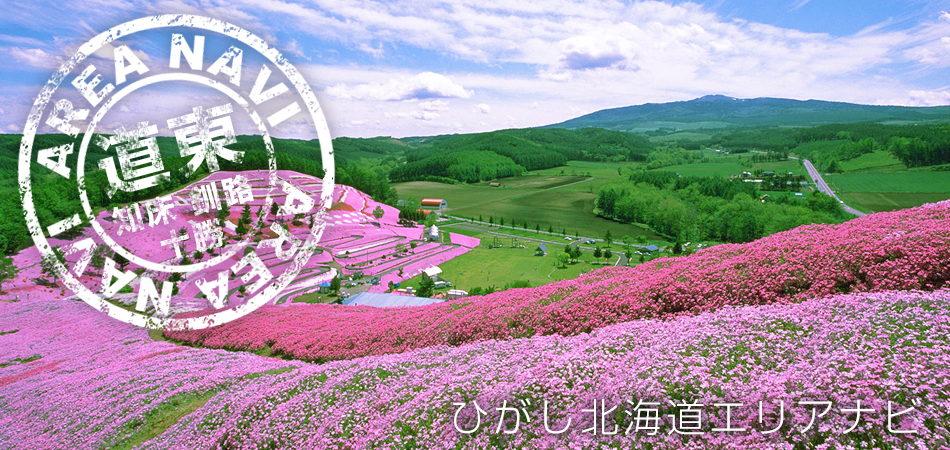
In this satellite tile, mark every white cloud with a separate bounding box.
[420,99,450,111]
[358,43,384,58]
[6,47,61,69]
[283,38,309,60]
[473,103,491,114]
[325,71,473,101]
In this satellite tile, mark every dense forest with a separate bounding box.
[595,170,846,243]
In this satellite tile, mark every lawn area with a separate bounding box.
[826,170,950,212]
[398,235,607,293]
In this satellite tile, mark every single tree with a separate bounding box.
[240,204,252,224]
[373,206,385,223]
[556,252,569,268]
[418,275,435,297]
[535,223,540,232]
[570,246,582,263]
[489,216,494,226]
[604,229,613,246]
[424,211,438,228]
[593,247,602,258]
[40,247,65,285]
[89,245,107,276]
[673,241,683,255]
[499,217,505,227]
[330,275,341,292]
[604,248,613,259]
[216,200,230,223]
[270,201,280,217]
[547,225,553,233]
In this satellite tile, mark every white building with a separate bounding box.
[447,289,468,300]
[423,266,442,280]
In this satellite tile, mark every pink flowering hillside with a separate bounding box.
[165,201,950,363]
[2,284,948,448]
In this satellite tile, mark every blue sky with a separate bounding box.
[1,0,949,138]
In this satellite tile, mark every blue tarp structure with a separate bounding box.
[343,292,445,308]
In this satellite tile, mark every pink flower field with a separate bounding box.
[2,175,948,448]
[164,201,950,363]
[1,279,948,448]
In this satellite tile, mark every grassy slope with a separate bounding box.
[394,161,663,240]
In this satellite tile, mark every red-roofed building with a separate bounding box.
[421,198,447,210]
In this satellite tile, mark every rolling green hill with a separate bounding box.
[546,95,950,132]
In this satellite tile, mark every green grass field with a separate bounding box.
[826,171,950,212]
[400,227,618,293]
[394,161,664,240]
[838,151,906,172]
[826,171,950,193]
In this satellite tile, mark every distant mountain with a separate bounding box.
[545,95,950,132]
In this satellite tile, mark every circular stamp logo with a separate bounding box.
[18,15,335,329]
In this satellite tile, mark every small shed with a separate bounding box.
[318,281,332,294]
[643,245,659,253]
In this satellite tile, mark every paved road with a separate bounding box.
[801,159,865,217]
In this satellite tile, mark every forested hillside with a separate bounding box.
[595,170,845,243]
[391,127,653,182]
[547,94,950,132]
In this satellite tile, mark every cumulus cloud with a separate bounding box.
[325,71,473,101]
[557,35,637,71]
[7,47,61,69]
[473,103,491,114]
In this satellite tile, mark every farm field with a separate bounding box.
[837,150,906,172]
[394,162,664,241]
[826,171,950,212]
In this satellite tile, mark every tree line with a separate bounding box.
[595,171,845,243]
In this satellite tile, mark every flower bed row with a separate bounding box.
[166,201,950,362]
